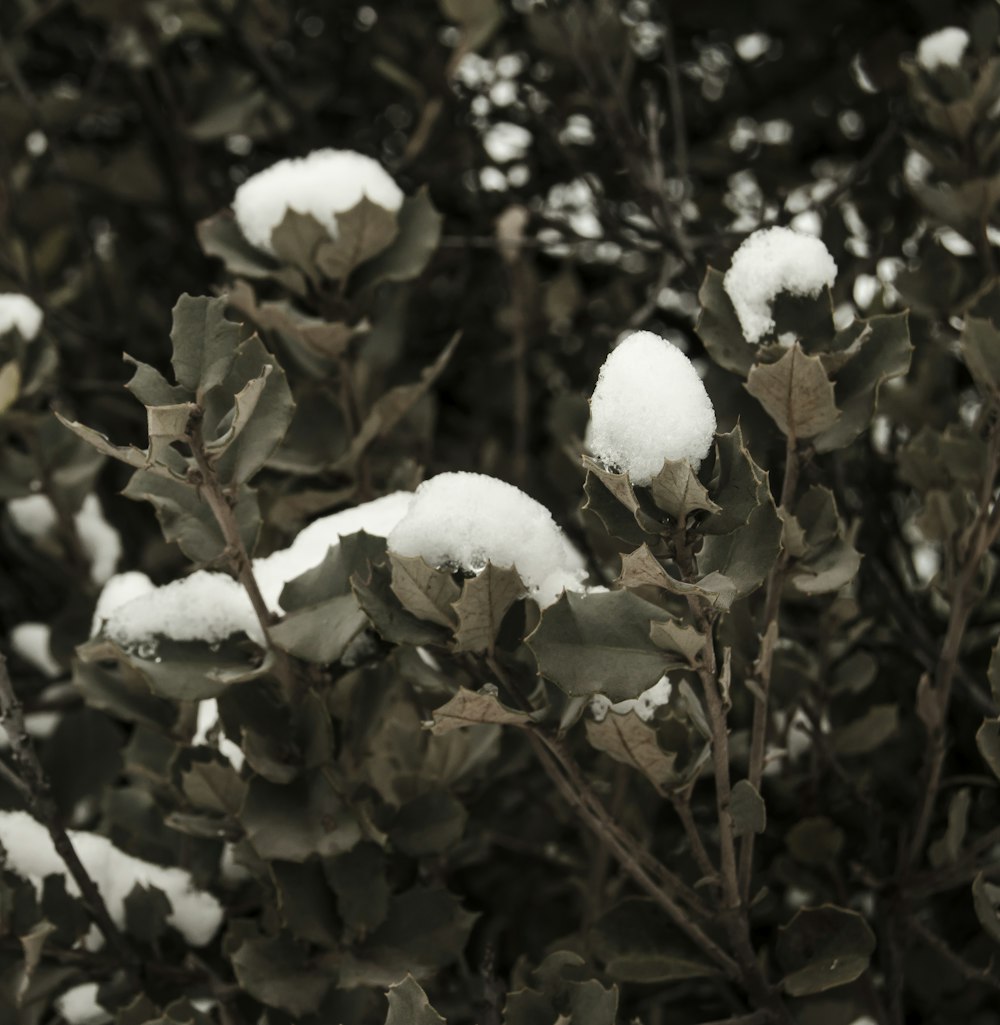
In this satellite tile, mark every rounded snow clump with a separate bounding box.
[723,226,837,344]
[232,148,404,254]
[916,27,969,71]
[387,472,587,607]
[0,293,43,341]
[586,331,717,485]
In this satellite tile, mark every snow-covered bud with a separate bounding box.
[723,226,837,344]
[586,331,717,485]
[232,148,404,254]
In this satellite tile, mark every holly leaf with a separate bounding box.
[745,343,840,440]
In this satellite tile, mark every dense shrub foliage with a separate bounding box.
[3,2,1000,1024]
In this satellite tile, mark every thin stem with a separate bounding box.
[739,433,799,899]
[186,417,301,700]
[907,422,1000,870]
[671,790,721,888]
[528,731,742,981]
[908,917,1000,991]
[0,652,137,970]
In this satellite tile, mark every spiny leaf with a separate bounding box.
[384,975,446,1025]
[745,342,840,440]
[315,197,399,280]
[428,687,532,735]
[390,554,461,628]
[169,293,243,397]
[648,457,720,522]
[584,713,678,788]
[526,589,672,701]
[451,563,525,653]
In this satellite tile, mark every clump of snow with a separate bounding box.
[590,675,673,722]
[586,331,717,485]
[104,570,257,648]
[95,493,414,647]
[0,810,223,946]
[482,122,532,163]
[6,493,121,585]
[387,473,587,608]
[0,293,43,341]
[723,226,838,343]
[9,622,61,678]
[54,983,111,1025]
[232,148,404,254]
[916,27,969,71]
[91,572,155,635]
[193,698,245,770]
[254,490,414,609]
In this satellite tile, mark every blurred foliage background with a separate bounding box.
[4,1,1000,1023]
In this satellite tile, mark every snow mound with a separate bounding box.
[586,331,717,484]
[590,675,673,722]
[96,492,414,647]
[387,472,587,607]
[103,570,258,647]
[55,984,111,1025]
[916,27,969,71]
[723,227,837,343]
[0,293,43,340]
[6,493,121,585]
[233,148,404,254]
[0,810,223,947]
[9,622,61,678]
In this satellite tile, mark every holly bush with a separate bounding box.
[3,2,1000,1025]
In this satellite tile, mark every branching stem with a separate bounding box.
[0,652,137,971]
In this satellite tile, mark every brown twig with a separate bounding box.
[186,416,302,700]
[739,432,799,899]
[0,652,137,970]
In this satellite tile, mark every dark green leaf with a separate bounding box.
[730,779,766,837]
[527,589,672,701]
[777,905,876,996]
[240,770,361,861]
[384,975,446,1025]
[696,267,757,376]
[591,897,718,983]
[169,293,243,398]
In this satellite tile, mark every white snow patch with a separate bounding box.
[91,572,155,636]
[482,122,532,163]
[0,810,223,946]
[916,27,969,71]
[0,293,43,341]
[387,472,587,608]
[7,494,121,586]
[734,32,771,62]
[193,698,245,770]
[723,227,837,343]
[232,148,404,254]
[54,983,111,1025]
[590,675,672,722]
[586,331,717,485]
[9,623,61,678]
[95,493,414,647]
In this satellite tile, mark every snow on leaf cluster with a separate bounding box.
[232,148,404,254]
[723,227,838,344]
[0,292,43,340]
[586,331,717,484]
[0,810,223,947]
